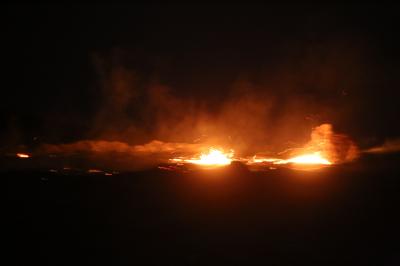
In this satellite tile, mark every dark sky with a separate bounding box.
[2,4,400,148]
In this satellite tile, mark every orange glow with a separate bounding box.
[248,152,332,166]
[277,152,332,165]
[88,169,103,173]
[249,156,281,164]
[16,153,30,158]
[169,148,331,170]
[171,148,233,167]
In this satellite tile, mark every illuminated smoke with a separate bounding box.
[364,139,400,154]
[34,48,366,170]
[41,139,202,157]
[299,123,359,163]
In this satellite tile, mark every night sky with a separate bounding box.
[2,4,400,149]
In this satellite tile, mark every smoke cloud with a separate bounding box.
[300,123,359,163]
[36,45,369,169]
[364,139,400,154]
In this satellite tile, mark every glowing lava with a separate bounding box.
[171,148,233,166]
[16,153,30,158]
[278,152,332,165]
[249,156,281,164]
[248,152,332,167]
[171,149,331,169]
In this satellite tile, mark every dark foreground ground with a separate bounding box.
[4,154,400,265]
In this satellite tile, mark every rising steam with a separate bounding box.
[364,139,400,154]
[32,49,366,170]
[39,123,359,170]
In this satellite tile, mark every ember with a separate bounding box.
[16,153,30,158]
[88,169,103,174]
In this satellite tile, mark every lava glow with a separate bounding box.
[249,156,281,164]
[166,123,349,170]
[38,123,355,171]
[277,152,332,165]
[16,153,30,158]
[170,149,332,169]
[249,152,332,166]
[171,148,233,166]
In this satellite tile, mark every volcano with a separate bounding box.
[3,3,400,266]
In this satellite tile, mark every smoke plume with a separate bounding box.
[35,46,367,169]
